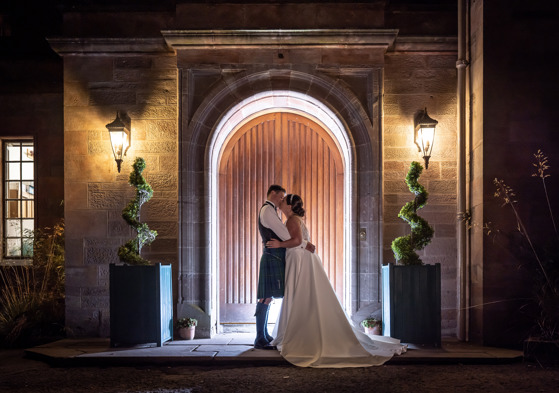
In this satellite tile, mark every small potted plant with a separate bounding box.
[177,317,198,340]
[361,317,382,335]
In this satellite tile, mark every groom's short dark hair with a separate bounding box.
[267,184,286,196]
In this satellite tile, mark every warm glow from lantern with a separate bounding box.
[106,112,131,173]
[414,108,438,169]
[418,125,435,160]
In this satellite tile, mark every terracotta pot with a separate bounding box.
[179,326,196,340]
[365,325,381,335]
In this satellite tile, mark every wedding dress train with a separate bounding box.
[271,217,406,368]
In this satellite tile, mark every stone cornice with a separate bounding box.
[47,37,173,56]
[161,29,399,51]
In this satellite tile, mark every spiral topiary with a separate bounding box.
[391,161,434,265]
[118,157,158,266]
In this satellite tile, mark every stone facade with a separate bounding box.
[50,2,460,339]
[4,0,556,348]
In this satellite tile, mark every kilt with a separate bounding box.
[256,247,287,299]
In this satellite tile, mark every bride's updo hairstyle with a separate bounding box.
[286,194,305,217]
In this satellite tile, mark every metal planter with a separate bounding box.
[110,263,173,347]
[382,263,441,347]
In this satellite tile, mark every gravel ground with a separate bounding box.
[1,349,558,393]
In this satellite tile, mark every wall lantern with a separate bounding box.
[414,108,438,169]
[105,112,131,173]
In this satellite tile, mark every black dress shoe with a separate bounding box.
[254,337,277,350]
[254,343,277,350]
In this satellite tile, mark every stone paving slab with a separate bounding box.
[24,335,524,367]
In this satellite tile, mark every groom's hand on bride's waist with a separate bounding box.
[306,242,316,253]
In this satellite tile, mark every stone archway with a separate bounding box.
[177,68,383,337]
[209,92,352,330]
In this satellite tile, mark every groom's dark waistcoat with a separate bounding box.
[258,201,281,247]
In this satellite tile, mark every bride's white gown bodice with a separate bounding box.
[271,217,406,368]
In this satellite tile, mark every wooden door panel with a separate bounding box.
[219,112,344,324]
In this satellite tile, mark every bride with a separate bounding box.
[266,194,406,368]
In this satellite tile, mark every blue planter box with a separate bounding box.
[382,263,441,347]
[110,263,173,347]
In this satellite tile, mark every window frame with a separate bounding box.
[1,138,35,266]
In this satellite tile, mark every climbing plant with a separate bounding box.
[118,157,158,266]
[391,161,434,265]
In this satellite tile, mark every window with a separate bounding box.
[3,140,34,259]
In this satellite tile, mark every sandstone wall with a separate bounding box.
[63,49,178,336]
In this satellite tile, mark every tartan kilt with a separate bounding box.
[256,248,287,299]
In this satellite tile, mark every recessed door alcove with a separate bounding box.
[178,70,383,337]
[208,91,353,331]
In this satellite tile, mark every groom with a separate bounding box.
[254,184,315,350]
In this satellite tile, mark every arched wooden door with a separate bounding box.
[218,112,344,325]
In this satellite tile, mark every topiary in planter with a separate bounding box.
[391,161,434,265]
[117,157,158,266]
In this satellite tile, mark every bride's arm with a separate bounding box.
[266,217,302,249]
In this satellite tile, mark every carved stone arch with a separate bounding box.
[179,67,382,336]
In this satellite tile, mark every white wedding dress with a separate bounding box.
[271,217,406,368]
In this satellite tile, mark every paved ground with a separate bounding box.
[22,333,524,367]
[1,334,558,393]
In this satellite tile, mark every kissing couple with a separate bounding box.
[254,185,406,368]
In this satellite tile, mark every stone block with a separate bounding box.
[429,179,457,194]
[130,105,177,120]
[441,165,458,180]
[112,68,140,82]
[88,183,128,210]
[149,221,178,238]
[159,155,178,172]
[65,309,104,336]
[153,56,177,69]
[66,266,99,287]
[142,198,178,220]
[425,237,457,257]
[64,181,88,211]
[108,219,131,238]
[383,146,417,160]
[384,179,411,193]
[383,161,409,172]
[146,173,178,191]
[65,130,89,155]
[64,82,90,106]
[385,55,427,75]
[65,239,85,266]
[89,90,136,106]
[135,140,177,154]
[115,57,152,69]
[148,238,177,254]
[87,140,110,155]
[428,55,459,69]
[64,56,113,82]
[383,133,413,148]
[64,107,110,131]
[434,223,457,238]
[137,92,167,105]
[81,294,110,309]
[65,295,81,309]
[66,210,108,238]
[85,245,119,265]
[98,264,110,287]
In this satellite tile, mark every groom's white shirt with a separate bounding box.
[260,200,307,249]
